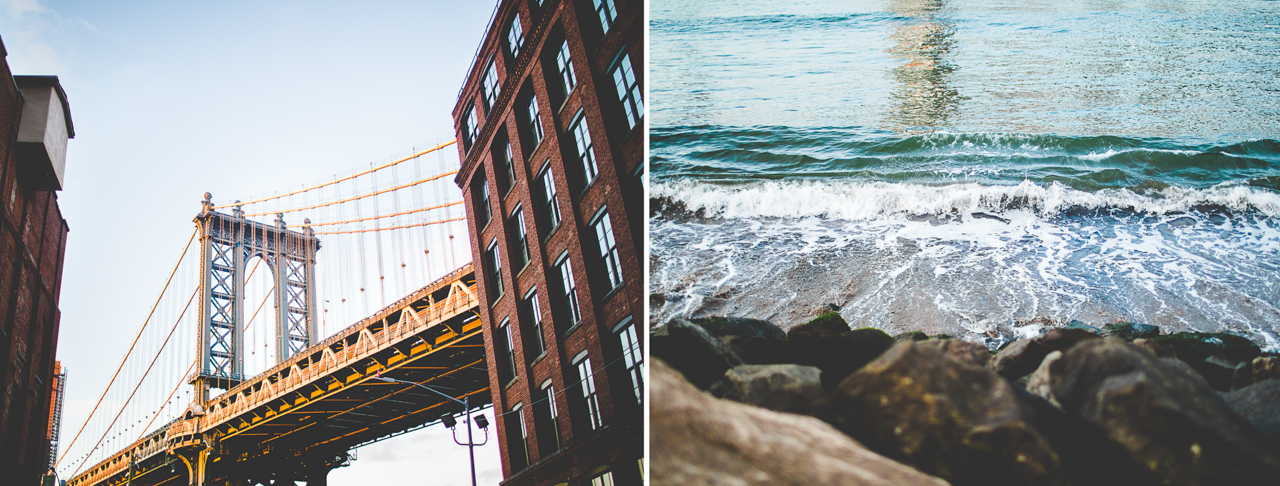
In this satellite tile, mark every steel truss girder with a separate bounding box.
[194,195,321,398]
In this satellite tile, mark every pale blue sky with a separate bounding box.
[1,0,502,484]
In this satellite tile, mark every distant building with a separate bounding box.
[452,0,644,485]
[48,361,67,471]
[0,36,76,485]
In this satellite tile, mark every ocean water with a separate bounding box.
[649,0,1280,350]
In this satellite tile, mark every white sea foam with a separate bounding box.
[652,179,1280,220]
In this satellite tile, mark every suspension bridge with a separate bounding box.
[53,140,492,485]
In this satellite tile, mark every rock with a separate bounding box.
[690,316,788,364]
[989,328,1100,381]
[652,318,744,390]
[829,341,1064,486]
[1147,331,1262,365]
[714,364,826,417]
[1101,321,1161,341]
[1132,338,1176,358]
[1197,355,1249,392]
[652,359,950,486]
[1026,351,1063,409]
[1221,380,1280,453]
[918,338,990,368]
[1145,332,1262,392]
[894,331,930,342]
[1063,320,1102,335]
[1254,356,1280,382]
[787,314,895,389]
[1050,338,1280,484]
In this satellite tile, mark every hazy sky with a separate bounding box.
[1,0,503,484]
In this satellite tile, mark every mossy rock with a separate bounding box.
[787,315,894,389]
[1147,332,1261,364]
[894,330,930,342]
[1063,320,1102,335]
[1101,322,1160,341]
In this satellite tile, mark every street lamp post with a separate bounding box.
[373,373,488,486]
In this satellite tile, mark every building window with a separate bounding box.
[486,239,503,302]
[593,0,618,34]
[481,60,500,113]
[497,318,517,384]
[538,165,562,230]
[616,319,644,404]
[570,112,599,185]
[508,15,524,58]
[463,106,479,151]
[590,471,615,486]
[473,173,491,228]
[499,142,516,194]
[556,255,582,326]
[612,54,644,130]
[593,211,623,290]
[556,41,576,96]
[511,206,530,269]
[534,380,560,456]
[527,95,544,147]
[575,354,603,430]
[507,402,530,470]
[521,291,544,359]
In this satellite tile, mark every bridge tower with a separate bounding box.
[191,193,320,401]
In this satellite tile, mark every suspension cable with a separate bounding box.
[243,170,459,217]
[54,227,197,469]
[69,285,199,478]
[132,358,197,443]
[313,217,466,235]
[211,140,456,210]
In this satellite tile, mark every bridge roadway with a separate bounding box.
[68,264,488,486]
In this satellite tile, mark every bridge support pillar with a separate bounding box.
[174,446,215,486]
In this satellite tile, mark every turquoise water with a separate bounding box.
[649,0,1280,349]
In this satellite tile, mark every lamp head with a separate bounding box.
[475,414,489,430]
[441,413,457,429]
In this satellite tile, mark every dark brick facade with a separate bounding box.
[0,38,73,485]
[452,1,644,485]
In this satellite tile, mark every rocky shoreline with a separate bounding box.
[651,314,1280,485]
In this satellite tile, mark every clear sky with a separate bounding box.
[1,0,502,484]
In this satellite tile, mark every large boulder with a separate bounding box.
[651,359,950,486]
[1221,380,1280,453]
[787,313,895,389]
[1025,351,1064,409]
[1050,338,1280,484]
[829,341,1064,486]
[1253,356,1280,383]
[690,316,788,364]
[713,364,826,417]
[918,338,991,368]
[989,328,1100,380]
[651,318,743,389]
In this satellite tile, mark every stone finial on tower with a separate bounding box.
[233,201,244,219]
[275,213,286,228]
[302,218,314,237]
[201,192,213,214]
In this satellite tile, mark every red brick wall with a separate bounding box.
[452,1,644,485]
[0,37,71,485]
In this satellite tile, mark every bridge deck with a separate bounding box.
[69,263,488,486]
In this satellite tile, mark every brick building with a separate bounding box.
[451,0,644,485]
[0,37,76,485]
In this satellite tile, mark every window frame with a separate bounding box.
[569,111,600,186]
[481,58,500,113]
[574,352,603,430]
[511,205,531,270]
[615,318,644,404]
[522,289,545,360]
[611,53,644,130]
[556,41,576,97]
[497,317,517,385]
[507,14,524,59]
[556,253,582,327]
[527,95,544,148]
[538,162,563,232]
[593,0,618,35]
[486,238,504,303]
[591,209,623,291]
